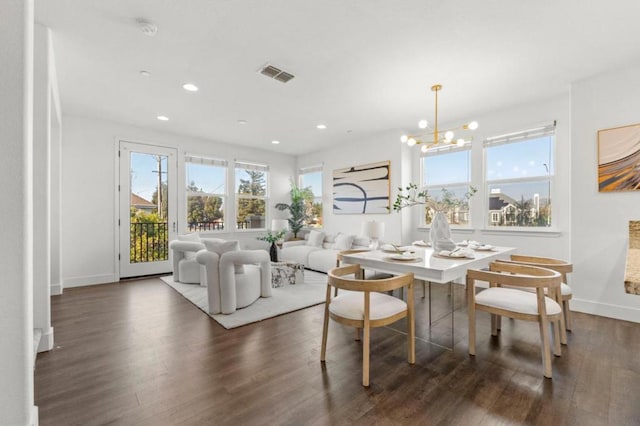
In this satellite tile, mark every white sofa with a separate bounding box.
[279,230,370,273]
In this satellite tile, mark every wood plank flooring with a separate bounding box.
[34,277,640,425]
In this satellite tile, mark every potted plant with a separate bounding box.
[275,179,314,239]
[257,229,287,262]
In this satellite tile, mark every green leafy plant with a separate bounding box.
[275,179,314,238]
[257,229,286,244]
[389,183,477,212]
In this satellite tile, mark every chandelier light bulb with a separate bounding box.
[418,119,428,129]
[400,134,408,143]
[421,144,429,153]
[445,131,454,141]
[456,138,465,147]
[407,138,417,146]
[468,121,479,130]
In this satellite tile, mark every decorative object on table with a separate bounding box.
[361,220,384,250]
[625,220,640,295]
[333,160,390,214]
[597,123,640,192]
[270,261,304,287]
[257,226,287,262]
[400,84,478,153]
[389,183,476,251]
[275,178,314,238]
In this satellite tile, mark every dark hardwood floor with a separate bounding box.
[35,277,640,425]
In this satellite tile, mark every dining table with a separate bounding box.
[341,244,517,348]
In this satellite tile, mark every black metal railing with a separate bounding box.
[130,222,168,263]
[188,221,225,232]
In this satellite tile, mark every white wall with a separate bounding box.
[296,130,409,244]
[61,115,296,287]
[0,0,36,424]
[571,59,640,322]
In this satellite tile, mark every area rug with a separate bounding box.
[160,270,328,329]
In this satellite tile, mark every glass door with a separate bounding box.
[119,141,177,278]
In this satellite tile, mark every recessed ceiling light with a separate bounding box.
[237,119,248,125]
[316,124,327,130]
[271,140,280,145]
[157,115,169,121]
[139,70,151,77]
[182,83,199,92]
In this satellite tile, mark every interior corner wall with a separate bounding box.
[295,130,405,243]
[0,0,35,424]
[60,115,296,287]
[571,59,640,322]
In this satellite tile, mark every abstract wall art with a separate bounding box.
[597,123,640,192]
[333,161,390,214]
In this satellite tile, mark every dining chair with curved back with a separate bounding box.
[467,261,563,378]
[321,263,415,387]
[496,255,573,345]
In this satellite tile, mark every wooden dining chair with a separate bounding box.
[467,261,563,378]
[321,263,415,386]
[496,255,573,343]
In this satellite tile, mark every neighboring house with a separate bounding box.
[488,193,518,226]
[130,193,156,214]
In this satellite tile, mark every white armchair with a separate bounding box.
[196,244,272,315]
[169,239,205,284]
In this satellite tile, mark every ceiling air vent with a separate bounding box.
[259,64,295,83]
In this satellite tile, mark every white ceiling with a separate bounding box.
[35,0,640,156]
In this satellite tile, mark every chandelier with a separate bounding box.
[401,84,478,152]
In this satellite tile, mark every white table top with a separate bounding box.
[341,245,516,284]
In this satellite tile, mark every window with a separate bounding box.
[421,144,472,226]
[299,165,323,228]
[235,161,269,230]
[185,155,227,232]
[484,123,555,227]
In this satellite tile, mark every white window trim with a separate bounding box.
[482,124,555,231]
[235,160,269,231]
[420,145,473,229]
[185,154,228,233]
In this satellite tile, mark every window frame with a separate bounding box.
[184,154,228,233]
[234,160,269,231]
[420,143,473,228]
[298,165,323,229]
[482,123,555,230]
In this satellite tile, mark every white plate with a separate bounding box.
[473,245,495,251]
[434,252,475,259]
[390,254,419,261]
[412,241,430,247]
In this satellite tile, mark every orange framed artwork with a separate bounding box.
[597,123,640,192]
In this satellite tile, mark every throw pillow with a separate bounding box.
[177,233,202,259]
[307,230,325,247]
[202,239,244,273]
[334,234,355,250]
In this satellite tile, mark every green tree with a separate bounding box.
[514,195,532,226]
[129,207,167,262]
[151,181,168,219]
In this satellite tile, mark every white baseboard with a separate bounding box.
[571,298,640,323]
[63,273,116,288]
[31,405,39,426]
[37,327,54,352]
[50,282,63,295]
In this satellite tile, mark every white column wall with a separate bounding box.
[33,23,53,352]
[61,115,296,287]
[0,0,36,425]
[571,59,640,322]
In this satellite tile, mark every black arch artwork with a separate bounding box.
[332,160,390,214]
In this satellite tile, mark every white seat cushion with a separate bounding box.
[475,287,562,316]
[329,292,407,321]
[560,282,572,296]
